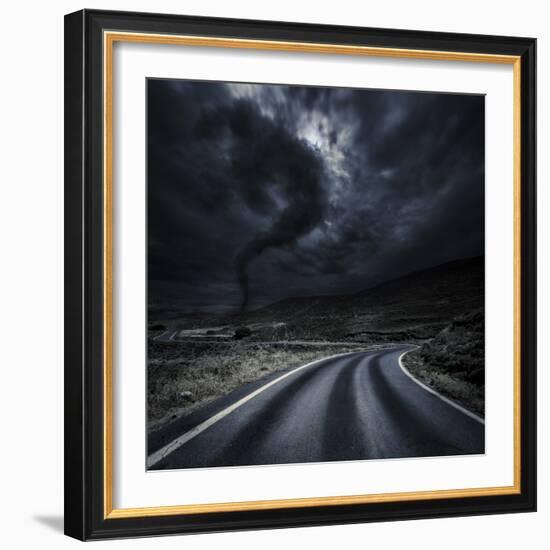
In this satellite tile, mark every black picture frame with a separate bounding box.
[64,9,536,541]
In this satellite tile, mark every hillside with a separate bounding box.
[225,256,484,343]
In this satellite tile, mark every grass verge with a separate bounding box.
[148,341,364,432]
[401,309,485,417]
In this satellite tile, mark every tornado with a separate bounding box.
[194,98,328,312]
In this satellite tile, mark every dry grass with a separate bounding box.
[402,309,485,416]
[148,341,362,431]
[402,351,484,415]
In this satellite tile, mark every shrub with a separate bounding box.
[233,326,252,340]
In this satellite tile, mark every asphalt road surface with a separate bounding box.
[148,345,484,470]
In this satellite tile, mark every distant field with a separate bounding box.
[151,257,484,344]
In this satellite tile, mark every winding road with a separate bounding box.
[148,345,484,470]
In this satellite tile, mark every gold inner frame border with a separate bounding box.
[102,30,522,519]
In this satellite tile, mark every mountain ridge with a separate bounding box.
[230,255,483,343]
[253,255,483,312]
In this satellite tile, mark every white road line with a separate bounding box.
[147,350,364,468]
[154,329,179,342]
[398,350,485,425]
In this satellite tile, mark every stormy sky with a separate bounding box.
[148,79,484,314]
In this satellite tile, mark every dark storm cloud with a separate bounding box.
[193,99,328,310]
[148,79,484,312]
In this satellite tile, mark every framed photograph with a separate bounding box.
[64,9,536,540]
